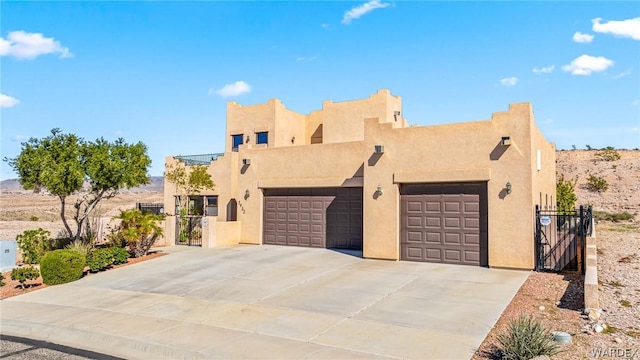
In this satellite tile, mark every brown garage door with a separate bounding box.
[400,183,488,266]
[263,188,362,249]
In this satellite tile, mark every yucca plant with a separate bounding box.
[496,315,561,360]
[65,240,92,258]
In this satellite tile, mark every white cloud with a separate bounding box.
[572,32,594,43]
[212,81,251,97]
[592,17,640,40]
[11,134,26,142]
[611,68,632,79]
[0,30,73,59]
[296,56,318,62]
[321,23,329,29]
[562,55,613,75]
[500,77,518,87]
[532,65,555,74]
[0,93,20,108]
[342,0,391,25]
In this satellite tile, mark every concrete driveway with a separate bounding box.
[1,245,528,359]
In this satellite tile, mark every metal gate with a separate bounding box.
[535,205,592,273]
[175,216,203,246]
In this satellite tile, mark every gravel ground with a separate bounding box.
[0,336,122,360]
[473,221,640,359]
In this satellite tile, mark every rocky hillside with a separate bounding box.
[0,176,164,194]
[556,149,640,212]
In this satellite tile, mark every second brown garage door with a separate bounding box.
[263,188,363,250]
[400,183,488,266]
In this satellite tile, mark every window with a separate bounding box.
[206,196,218,216]
[232,134,243,152]
[256,131,268,145]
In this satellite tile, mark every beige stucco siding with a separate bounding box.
[164,90,556,270]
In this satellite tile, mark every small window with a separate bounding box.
[256,131,268,145]
[232,134,243,152]
[205,196,218,216]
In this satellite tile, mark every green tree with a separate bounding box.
[165,161,215,216]
[5,129,151,241]
[556,175,577,214]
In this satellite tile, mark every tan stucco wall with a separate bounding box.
[164,90,555,269]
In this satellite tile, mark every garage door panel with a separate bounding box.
[444,202,461,213]
[407,216,423,227]
[406,201,423,213]
[406,247,424,260]
[425,217,441,228]
[464,250,480,263]
[444,217,461,229]
[464,234,480,245]
[426,232,441,243]
[400,182,487,266]
[444,233,461,244]
[425,201,440,212]
[425,249,441,261]
[465,218,480,229]
[407,231,423,242]
[464,201,479,213]
[444,249,461,262]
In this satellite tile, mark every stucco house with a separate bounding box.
[164,89,556,269]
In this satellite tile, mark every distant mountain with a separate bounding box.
[0,176,164,193]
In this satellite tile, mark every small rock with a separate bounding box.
[539,305,546,311]
[595,325,604,333]
[614,337,623,344]
[588,310,601,320]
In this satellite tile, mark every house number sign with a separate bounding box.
[540,216,551,226]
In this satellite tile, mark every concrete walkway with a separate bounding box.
[0,245,529,359]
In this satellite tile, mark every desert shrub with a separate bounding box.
[109,209,163,258]
[65,239,92,258]
[11,266,40,289]
[111,247,129,265]
[0,273,5,287]
[29,215,39,221]
[587,174,609,192]
[556,175,577,214]
[86,248,113,272]
[16,228,52,264]
[593,211,635,222]
[496,315,561,360]
[40,249,86,285]
[595,146,621,161]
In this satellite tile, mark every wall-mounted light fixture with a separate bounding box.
[376,184,383,196]
[394,111,401,116]
[291,136,295,144]
[242,158,251,165]
[245,189,250,198]
[374,145,384,154]
[506,181,512,194]
[246,135,251,143]
[501,136,511,146]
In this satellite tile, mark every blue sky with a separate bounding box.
[1,1,639,180]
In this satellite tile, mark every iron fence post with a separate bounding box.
[535,205,541,271]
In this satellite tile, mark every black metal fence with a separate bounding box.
[136,203,165,215]
[175,215,203,246]
[535,205,592,274]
